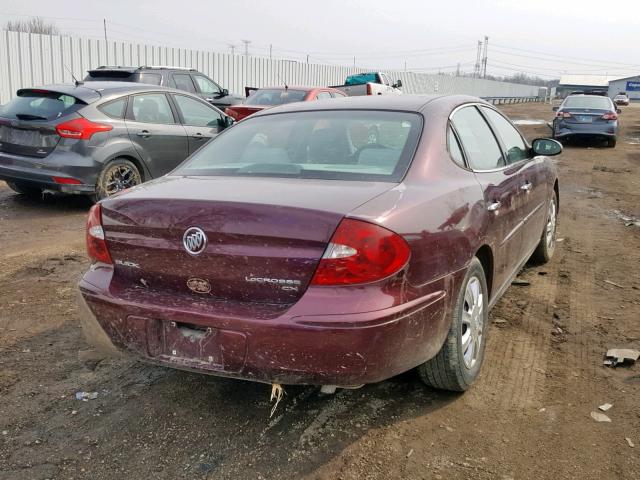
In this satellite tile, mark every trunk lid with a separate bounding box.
[101,176,394,304]
[563,108,610,124]
[0,88,88,158]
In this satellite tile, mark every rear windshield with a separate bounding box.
[0,91,85,120]
[563,96,613,110]
[175,110,423,182]
[345,73,378,85]
[85,70,134,81]
[244,89,308,106]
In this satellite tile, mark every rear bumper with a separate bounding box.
[77,271,453,386]
[0,150,98,193]
[553,121,617,139]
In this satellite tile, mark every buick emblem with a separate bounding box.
[183,227,207,255]
[187,277,211,294]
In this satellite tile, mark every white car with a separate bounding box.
[614,93,630,106]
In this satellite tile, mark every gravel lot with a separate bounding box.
[0,101,639,480]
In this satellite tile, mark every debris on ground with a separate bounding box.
[626,438,635,448]
[493,318,508,326]
[590,411,611,423]
[598,403,613,412]
[604,349,640,367]
[406,449,414,458]
[511,279,530,286]
[75,391,99,401]
[269,384,285,418]
[604,279,624,289]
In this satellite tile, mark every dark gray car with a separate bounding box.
[552,94,619,147]
[84,66,245,110]
[0,82,233,200]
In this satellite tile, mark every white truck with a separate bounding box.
[330,72,403,96]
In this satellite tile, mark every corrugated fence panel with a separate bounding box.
[0,30,540,104]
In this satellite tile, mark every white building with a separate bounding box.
[608,75,640,101]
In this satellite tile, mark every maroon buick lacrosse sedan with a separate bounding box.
[78,95,561,392]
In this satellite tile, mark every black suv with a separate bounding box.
[84,66,244,110]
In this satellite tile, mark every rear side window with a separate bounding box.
[451,106,503,170]
[138,73,162,85]
[0,91,85,120]
[315,92,332,100]
[480,107,529,164]
[176,110,423,182]
[447,127,465,167]
[130,94,175,124]
[172,74,196,93]
[98,97,127,119]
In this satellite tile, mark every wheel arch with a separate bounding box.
[102,154,149,182]
[474,244,494,300]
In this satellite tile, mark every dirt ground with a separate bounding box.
[1,101,639,480]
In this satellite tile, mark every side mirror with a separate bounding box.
[532,138,562,156]
[221,88,229,97]
[394,79,403,88]
[552,106,559,112]
[223,115,235,129]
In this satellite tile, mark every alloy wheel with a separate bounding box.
[461,276,484,369]
[104,164,141,196]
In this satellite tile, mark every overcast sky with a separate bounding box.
[2,0,639,79]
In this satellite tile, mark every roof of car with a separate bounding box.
[251,94,487,116]
[88,65,197,73]
[18,82,193,103]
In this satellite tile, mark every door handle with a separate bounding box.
[520,182,532,191]
[136,130,151,138]
[192,132,205,140]
[487,201,502,212]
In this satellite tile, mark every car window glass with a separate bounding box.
[98,97,127,119]
[451,106,503,170]
[330,91,345,98]
[177,110,422,182]
[174,95,222,127]
[316,92,332,100]
[563,96,612,110]
[193,76,221,95]
[481,107,529,164]
[447,127,465,167]
[131,94,175,124]
[244,89,308,106]
[138,73,162,86]
[172,74,196,93]
[0,91,84,121]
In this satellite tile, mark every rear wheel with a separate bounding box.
[91,158,142,202]
[606,137,616,148]
[417,257,488,391]
[5,181,42,198]
[530,191,558,264]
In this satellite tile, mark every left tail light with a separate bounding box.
[366,83,373,95]
[86,204,112,264]
[56,117,112,140]
[311,218,410,286]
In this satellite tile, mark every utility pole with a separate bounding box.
[269,44,272,60]
[306,54,309,64]
[353,56,356,68]
[228,44,236,56]
[456,62,460,77]
[103,19,108,64]
[481,36,489,78]
[404,61,407,72]
[474,40,482,78]
[241,39,251,57]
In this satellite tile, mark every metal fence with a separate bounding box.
[0,30,540,104]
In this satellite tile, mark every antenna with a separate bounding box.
[64,64,82,86]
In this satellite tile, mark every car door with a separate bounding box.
[171,94,225,154]
[480,106,548,258]
[192,75,230,109]
[124,92,189,177]
[450,105,523,291]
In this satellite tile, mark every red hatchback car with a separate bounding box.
[225,86,346,121]
[78,95,562,392]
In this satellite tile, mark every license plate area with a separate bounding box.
[577,115,593,123]
[161,321,247,373]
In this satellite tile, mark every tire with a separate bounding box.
[417,257,489,392]
[530,190,558,265]
[91,158,142,202]
[5,181,42,198]
[606,137,616,148]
